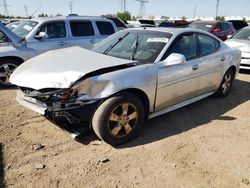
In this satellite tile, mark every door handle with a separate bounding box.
[58,41,67,46]
[220,56,225,61]
[192,64,199,70]
[89,39,95,44]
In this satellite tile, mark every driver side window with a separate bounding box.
[36,22,66,39]
[167,33,198,60]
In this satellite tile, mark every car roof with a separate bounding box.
[127,27,211,35]
[31,16,112,22]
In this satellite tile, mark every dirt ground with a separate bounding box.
[0,72,250,188]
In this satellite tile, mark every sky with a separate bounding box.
[1,0,250,18]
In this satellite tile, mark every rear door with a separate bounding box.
[195,33,224,95]
[27,21,70,54]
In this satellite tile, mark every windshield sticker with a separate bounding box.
[206,25,212,28]
[147,38,169,43]
[24,25,33,31]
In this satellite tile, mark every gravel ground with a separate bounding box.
[0,72,250,188]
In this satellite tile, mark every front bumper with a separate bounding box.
[16,90,101,130]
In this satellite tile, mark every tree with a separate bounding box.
[38,13,48,17]
[216,16,225,21]
[116,11,131,21]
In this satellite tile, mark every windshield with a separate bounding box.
[232,28,250,41]
[12,20,38,38]
[93,30,172,62]
[189,23,213,32]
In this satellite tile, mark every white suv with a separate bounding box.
[0,16,118,87]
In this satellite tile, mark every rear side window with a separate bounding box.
[221,23,231,31]
[167,33,198,60]
[198,34,220,55]
[70,21,95,37]
[96,21,115,35]
[38,22,66,39]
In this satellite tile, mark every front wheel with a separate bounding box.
[92,92,145,146]
[215,69,235,98]
[0,59,21,88]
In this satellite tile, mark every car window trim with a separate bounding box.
[195,33,221,57]
[35,20,67,40]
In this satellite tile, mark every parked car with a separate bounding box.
[189,21,235,41]
[0,16,118,87]
[6,21,23,30]
[225,26,250,70]
[159,21,175,27]
[10,28,241,146]
[228,20,248,31]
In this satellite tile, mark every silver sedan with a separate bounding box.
[10,28,241,146]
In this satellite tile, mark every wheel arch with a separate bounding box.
[0,56,24,64]
[110,88,150,120]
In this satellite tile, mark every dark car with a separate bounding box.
[159,21,175,27]
[228,20,248,31]
[105,16,127,30]
[189,21,235,41]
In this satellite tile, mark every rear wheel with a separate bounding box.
[215,68,235,98]
[0,58,21,88]
[92,92,145,146]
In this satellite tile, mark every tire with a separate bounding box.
[92,92,145,146]
[214,68,235,98]
[0,58,21,88]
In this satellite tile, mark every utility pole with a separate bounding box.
[69,1,73,14]
[135,0,149,18]
[193,5,197,19]
[215,0,220,19]
[119,0,127,12]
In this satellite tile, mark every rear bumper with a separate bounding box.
[16,90,101,128]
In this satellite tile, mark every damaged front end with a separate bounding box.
[16,78,111,133]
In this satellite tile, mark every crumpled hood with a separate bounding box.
[10,46,134,90]
[225,39,250,53]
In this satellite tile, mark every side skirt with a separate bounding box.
[148,92,215,119]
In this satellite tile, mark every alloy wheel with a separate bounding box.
[108,102,138,138]
[0,63,17,85]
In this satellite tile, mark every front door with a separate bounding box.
[155,33,201,111]
[27,21,70,55]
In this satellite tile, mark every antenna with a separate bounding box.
[119,0,127,12]
[69,1,73,14]
[0,0,11,16]
[135,0,149,18]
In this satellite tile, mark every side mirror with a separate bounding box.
[227,35,232,39]
[34,32,48,40]
[161,53,186,67]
